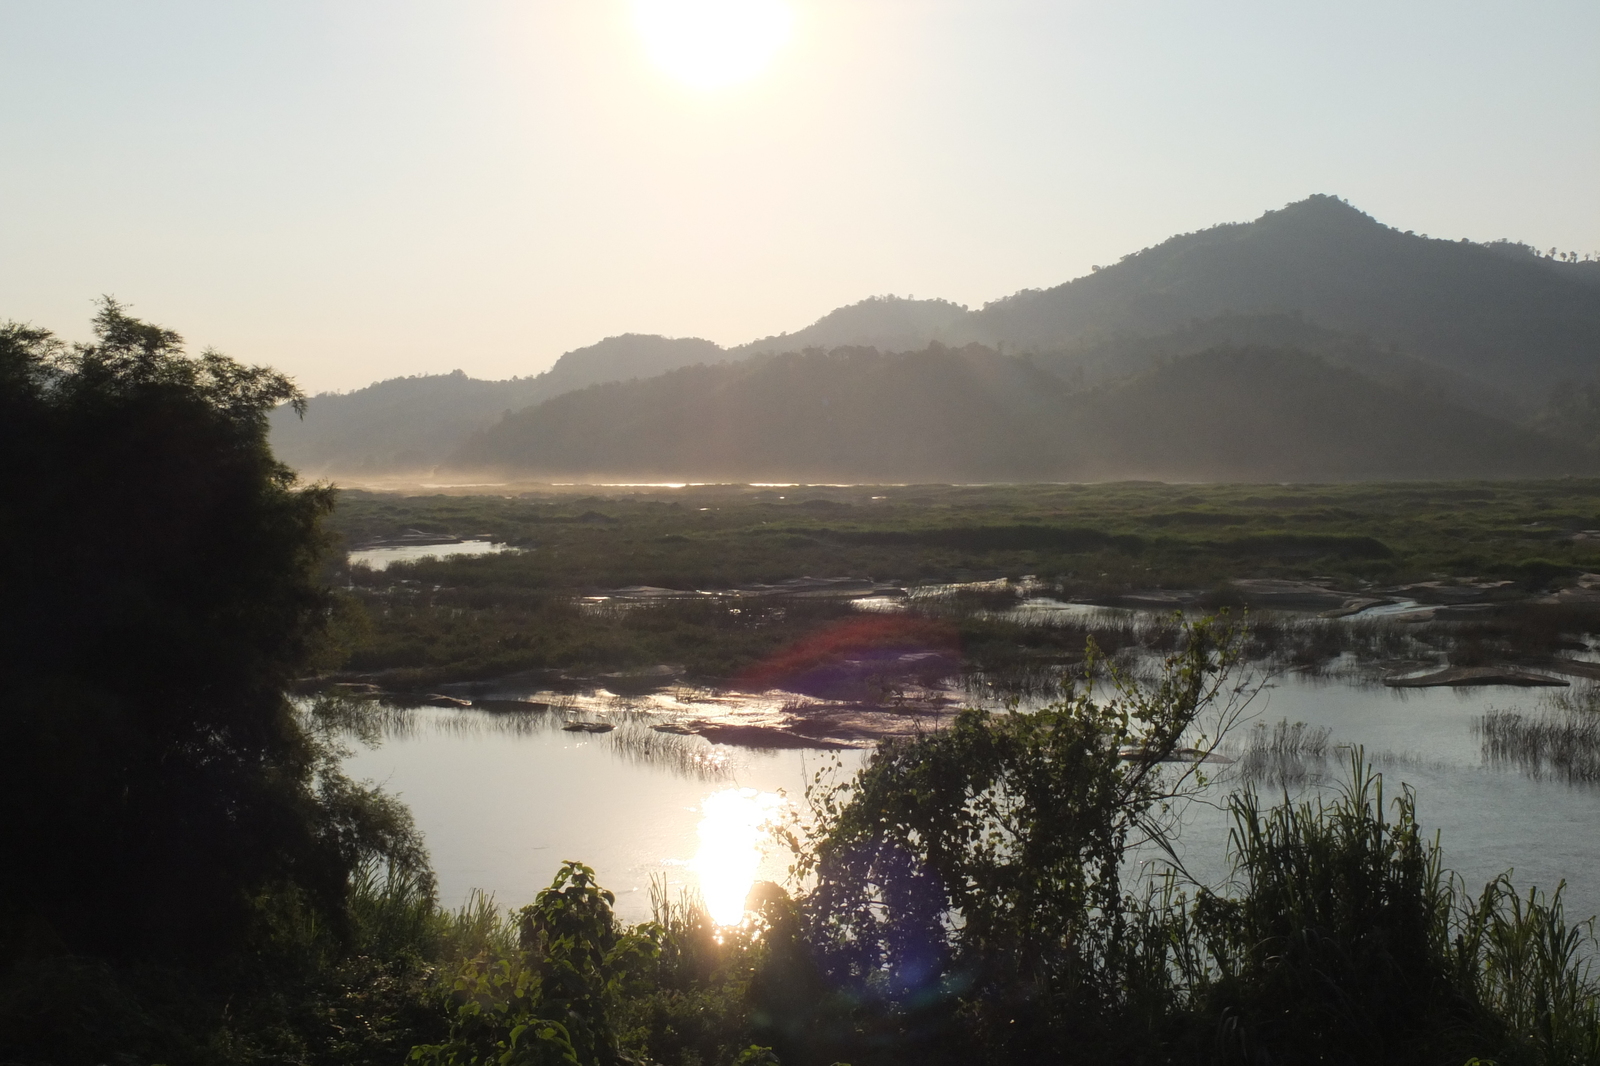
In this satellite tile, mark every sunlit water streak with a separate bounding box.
[691,788,786,925]
[342,708,862,923]
[338,674,1600,927]
[348,539,512,570]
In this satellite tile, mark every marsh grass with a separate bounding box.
[1231,718,1334,787]
[348,700,735,780]
[1161,756,1600,1065]
[1479,709,1600,784]
[609,719,735,780]
[1476,684,1600,783]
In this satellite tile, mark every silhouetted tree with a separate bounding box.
[0,300,419,964]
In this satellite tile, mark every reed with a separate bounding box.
[1231,717,1334,787]
[1478,708,1600,783]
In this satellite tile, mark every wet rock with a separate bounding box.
[1228,579,1351,611]
[696,724,850,749]
[1382,666,1568,688]
[1321,597,1393,619]
[562,721,615,733]
[1118,745,1235,764]
[1393,580,1520,605]
[1532,660,1600,681]
[328,682,384,699]
[474,699,551,712]
[1108,590,1202,609]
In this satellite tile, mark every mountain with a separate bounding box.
[956,196,1600,403]
[269,370,546,475]
[273,195,1600,478]
[732,296,971,357]
[532,333,726,396]
[451,344,1072,483]
[450,343,1589,483]
[1055,346,1584,482]
[1030,312,1515,418]
[270,334,724,475]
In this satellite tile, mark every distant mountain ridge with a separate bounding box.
[453,343,1587,483]
[453,344,1075,483]
[270,194,1600,479]
[954,196,1600,401]
[270,334,727,475]
[731,296,971,357]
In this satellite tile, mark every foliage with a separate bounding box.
[787,618,1247,1063]
[0,303,429,1062]
[1180,759,1467,1063]
[412,862,660,1066]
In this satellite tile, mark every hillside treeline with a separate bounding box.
[271,195,1600,480]
[454,342,1586,482]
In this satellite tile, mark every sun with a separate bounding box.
[633,0,794,90]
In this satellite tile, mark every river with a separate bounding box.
[343,668,1600,927]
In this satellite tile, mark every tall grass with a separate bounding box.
[1157,755,1600,1065]
[1479,685,1600,784]
[348,858,516,965]
[1231,718,1333,787]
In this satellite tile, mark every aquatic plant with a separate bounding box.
[1478,708,1600,783]
[1232,718,1334,788]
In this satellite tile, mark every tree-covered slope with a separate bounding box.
[1033,311,1515,417]
[451,342,1590,483]
[1058,346,1588,481]
[733,295,972,358]
[270,334,724,474]
[452,344,1074,482]
[962,195,1600,402]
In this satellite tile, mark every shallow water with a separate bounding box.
[342,673,1600,927]
[348,539,512,570]
[1152,673,1600,924]
[344,709,865,923]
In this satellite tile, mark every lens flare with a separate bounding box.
[633,0,794,90]
[691,787,783,925]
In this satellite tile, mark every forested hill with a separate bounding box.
[731,295,971,357]
[453,344,1074,483]
[1030,312,1514,418]
[1054,347,1585,482]
[270,334,724,474]
[451,343,1590,483]
[272,195,1600,476]
[956,195,1600,403]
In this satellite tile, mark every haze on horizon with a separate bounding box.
[2,0,1597,394]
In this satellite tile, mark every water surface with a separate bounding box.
[348,539,512,571]
[343,673,1600,926]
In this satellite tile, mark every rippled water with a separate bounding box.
[342,673,1600,927]
[1153,675,1600,924]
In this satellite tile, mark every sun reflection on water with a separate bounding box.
[691,788,784,925]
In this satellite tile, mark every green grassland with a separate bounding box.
[331,480,1600,591]
[321,480,1600,688]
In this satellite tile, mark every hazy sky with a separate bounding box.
[3,1,1597,393]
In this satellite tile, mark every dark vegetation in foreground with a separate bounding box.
[321,480,1600,690]
[9,304,1600,1065]
[17,621,1600,1066]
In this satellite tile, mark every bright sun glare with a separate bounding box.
[633,0,794,90]
[691,788,784,925]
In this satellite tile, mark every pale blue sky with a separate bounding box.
[2,1,1596,391]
